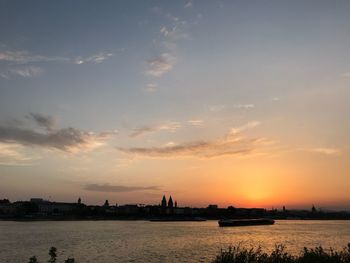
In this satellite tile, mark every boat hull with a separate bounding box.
[218,218,275,227]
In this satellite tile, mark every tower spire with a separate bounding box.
[161,195,167,208]
[168,195,174,208]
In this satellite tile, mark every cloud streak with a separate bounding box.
[84,184,160,193]
[187,119,204,127]
[120,122,263,159]
[74,52,113,65]
[230,121,261,135]
[144,83,158,92]
[342,72,350,78]
[130,121,181,137]
[0,142,34,166]
[27,113,56,131]
[1,66,44,79]
[0,50,113,65]
[146,53,175,77]
[118,137,258,159]
[160,26,188,41]
[10,66,43,77]
[0,49,114,79]
[309,147,342,156]
[0,126,103,152]
[0,50,68,64]
[209,105,226,112]
[234,104,255,109]
[184,1,193,8]
[0,114,117,153]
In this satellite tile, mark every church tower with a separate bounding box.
[161,195,167,208]
[168,196,174,208]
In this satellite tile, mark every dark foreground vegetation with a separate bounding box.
[213,244,350,263]
[28,244,350,263]
[28,247,74,263]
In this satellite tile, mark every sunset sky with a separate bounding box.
[1,0,349,209]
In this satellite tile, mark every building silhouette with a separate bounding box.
[161,195,167,208]
[168,196,174,208]
[160,195,177,208]
[1,196,349,220]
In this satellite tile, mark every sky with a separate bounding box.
[0,0,349,210]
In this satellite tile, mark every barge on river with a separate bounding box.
[218,218,275,227]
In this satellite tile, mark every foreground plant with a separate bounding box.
[28,247,75,263]
[28,244,350,263]
[213,244,350,263]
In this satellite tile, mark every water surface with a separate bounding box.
[1,220,349,262]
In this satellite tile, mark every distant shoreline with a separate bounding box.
[2,199,350,221]
[1,217,350,222]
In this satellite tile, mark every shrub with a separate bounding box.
[213,244,350,263]
[28,247,75,263]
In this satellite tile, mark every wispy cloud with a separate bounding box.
[309,147,342,156]
[120,122,263,159]
[291,147,342,156]
[342,72,350,78]
[209,105,226,112]
[146,53,175,77]
[230,121,261,135]
[0,126,103,153]
[118,136,257,159]
[10,66,43,77]
[142,7,189,91]
[234,104,255,109]
[209,104,255,112]
[130,121,181,138]
[0,142,35,166]
[184,1,193,8]
[1,66,44,79]
[0,114,117,153]
[144,83,158,92]
[160,26,170,37]
[0,49,114,79]
[26,113,56,131]
[0,50,68,64]
[159,121,182,131]
[187,119,204,127]
[74,52,113,65]
[98,130,119,139]
[130,126,156,138]
[84,184,160,193]
[160,25,188,40]
[0,49,114,65]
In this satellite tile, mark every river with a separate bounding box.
[0,220,349,262]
